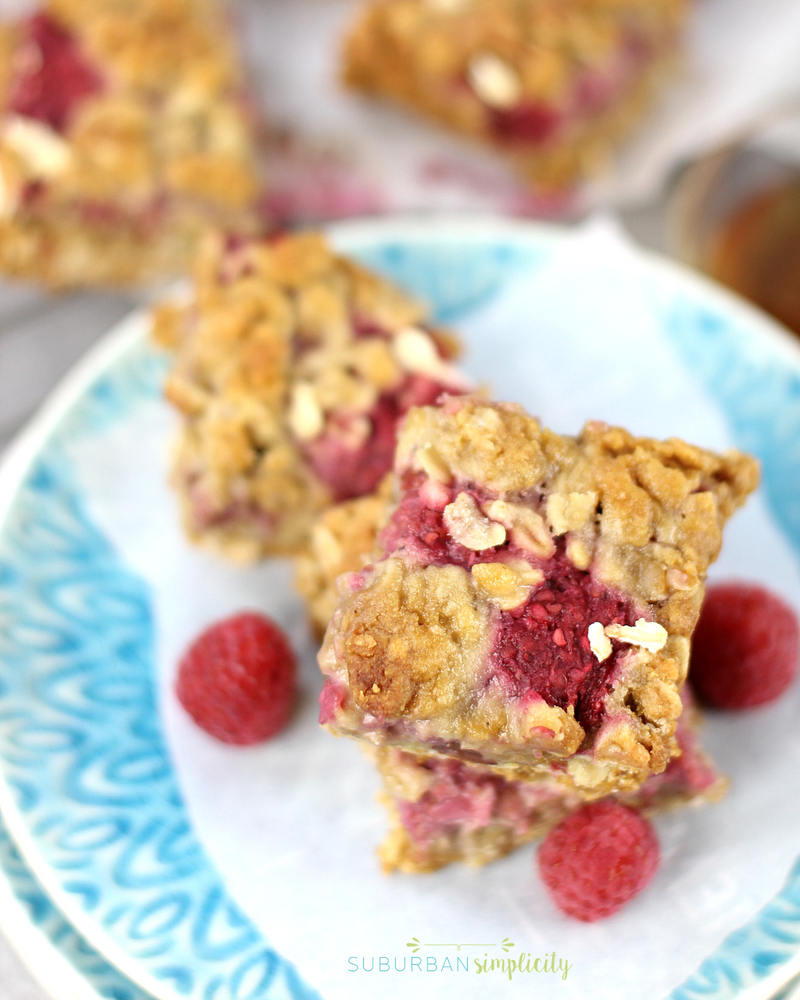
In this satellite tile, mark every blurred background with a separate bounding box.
[2,0,800,456]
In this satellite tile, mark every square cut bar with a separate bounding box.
[0,0,263,288]
[343,0,686,189]
[156,231,467,561]
[318,397,758,795]
[376,690,725,873]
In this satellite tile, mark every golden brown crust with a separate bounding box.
[342,0,686,188]
[399,399,548,493]
[0,0,261,288]
[51,0,240,95]
[341,557,492,720]
[294,476,393,639]
[159,231,464,560]
[320,398,758,793]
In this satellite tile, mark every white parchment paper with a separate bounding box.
[66,226,800,1000]
[238,0,800,217]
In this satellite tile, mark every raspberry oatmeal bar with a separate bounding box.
[156,231,467,560]
[295,475,392,639]
[318,397,758,795]
[376,745,586,873]
[375,692,724,873]
[343,0,686,189]
[0,0,262,288]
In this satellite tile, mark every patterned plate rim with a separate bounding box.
[0,834,147,1000]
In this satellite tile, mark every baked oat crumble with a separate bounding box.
[343,0,687,189]
[0,0,263,287]
[318,396,758,795]
[374,686,725,872]
[157,231,467,560]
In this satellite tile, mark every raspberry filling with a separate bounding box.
[394,753,562,845]
[489,103,563,146]
[490,563,634,731]
[352,314,391,340]
[8,14,104,132]
[302,374,453,502]
[486,32,653,147]
[382,474,638,731]
[318,678,348,726]
[381,472,487,565]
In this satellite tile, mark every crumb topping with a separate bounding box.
[295,476,393,637]
[343,0,687,187]
[0,0,261,287]
[443,491,507,551]
[335,556,491,721]
[588,621,612,662]
[161,232,464,558]
[605,619,668,653]
[319,397,758,788]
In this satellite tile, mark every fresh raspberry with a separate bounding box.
[537,801,659,921]
[689,583,799,709]
[176,612,296,745]
[302,374,450,502]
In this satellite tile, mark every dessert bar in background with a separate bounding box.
[154,231,467,560]
[318,396,758,796]
[343,0,687,189]
[295,474,392,639]
[0,0,263,288]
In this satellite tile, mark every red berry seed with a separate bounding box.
[537,801,659,922]
[689,583,799,710]
[176,612,296,745]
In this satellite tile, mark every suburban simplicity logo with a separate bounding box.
[348,935,572,981]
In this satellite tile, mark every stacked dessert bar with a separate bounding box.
[0,0,263,287]
[159,241,758,874]
[155,231,467,560]
[343,0,687,188]
[314,395,757,871]
[372,688,724,872]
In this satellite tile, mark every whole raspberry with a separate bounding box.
[176,612,296,744]
[537,801,659,921]
[689,583,799,709]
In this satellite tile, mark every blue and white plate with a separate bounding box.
[0,814,153,1000]
[0,218,799,1000]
